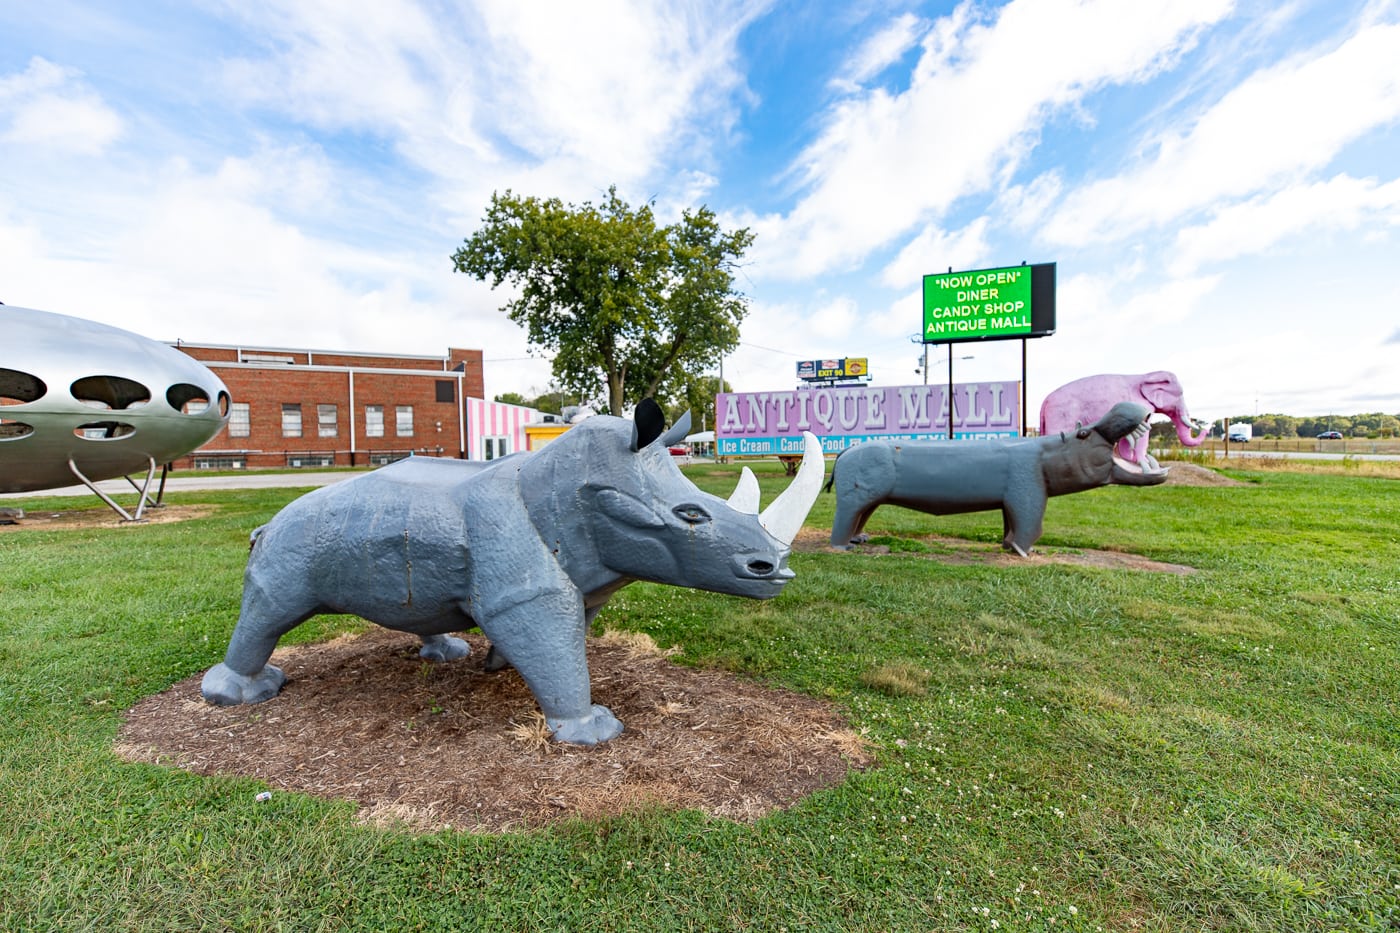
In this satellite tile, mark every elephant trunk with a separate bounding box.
[1175,413,1208,447]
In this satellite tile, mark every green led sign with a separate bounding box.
[922,262,1056,344]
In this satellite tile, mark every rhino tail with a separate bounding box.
[823,446,850,493]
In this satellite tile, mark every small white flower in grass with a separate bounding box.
[1068,905,1078,916]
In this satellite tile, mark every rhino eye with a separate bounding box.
[673,504,711,525]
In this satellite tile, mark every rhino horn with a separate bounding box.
[758,431,824,545]
[727,466,760,514]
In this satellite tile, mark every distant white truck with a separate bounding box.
[1226,422,1252,443]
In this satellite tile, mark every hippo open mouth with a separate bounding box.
[1105,418,1170,486]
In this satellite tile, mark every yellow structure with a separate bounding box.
[524,421,571,450]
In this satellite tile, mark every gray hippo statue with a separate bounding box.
[203,400,824,745]
[827,401,1165,555]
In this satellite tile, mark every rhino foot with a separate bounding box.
[201,662,286,706]
[419,634,471,662]
[547,704,623,746]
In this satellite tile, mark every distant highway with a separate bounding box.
[0,470,355,500]
[1181,449,1400,462]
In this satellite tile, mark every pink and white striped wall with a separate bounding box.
[465,398,542,460]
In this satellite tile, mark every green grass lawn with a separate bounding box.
[2,463,1397,931]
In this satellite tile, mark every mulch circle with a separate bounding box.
[118,629,871,834]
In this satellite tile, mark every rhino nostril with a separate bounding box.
[747,559,775,576]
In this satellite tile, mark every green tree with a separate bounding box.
[452,187,752,416]
[492,390,579,415]
[666,374,731,435]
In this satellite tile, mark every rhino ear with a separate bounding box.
[659,410,692,448]
[631,398,665,451]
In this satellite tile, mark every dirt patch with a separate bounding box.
[0,504,213,530]
[1157,461,1245,487]
[118,629,871,834]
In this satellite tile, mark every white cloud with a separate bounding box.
[215,0,768,208]
[996,170,1063,232]
[830,12,925,93]
[0,57,123,154]
[754,0,1232,280]
[216,0,450,135]
[807,295,861,340]
[1171,173,1400,274]
[1044,19,1400,246]
[880,217,991,288]
[0,150,552,397]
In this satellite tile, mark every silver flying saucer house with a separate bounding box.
[0,305,230,520]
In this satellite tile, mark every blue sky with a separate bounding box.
[3,0,1398,425]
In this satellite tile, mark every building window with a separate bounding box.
[483,435,510,460]
[317,404,338,438]
[194,455,246,470]
[228,402,250,438]
[286,452,335,468]
[282,403,302,437]
[365,405,384,437]
[435,379,455,403]
[396,405,414,437]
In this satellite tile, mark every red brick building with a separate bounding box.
[171,341,487,469]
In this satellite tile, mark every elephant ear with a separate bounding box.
[1141,373,1178,411]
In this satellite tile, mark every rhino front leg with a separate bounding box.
[202,585,319,706]
[478,597,622,746]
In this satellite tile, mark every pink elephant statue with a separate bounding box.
[1040,371,1208,469]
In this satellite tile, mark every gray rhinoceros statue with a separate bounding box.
[203,400,824,745]
[827,401,1165,556]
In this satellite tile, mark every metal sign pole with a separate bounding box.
[947,351,955,441]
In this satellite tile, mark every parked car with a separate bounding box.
[1228,432,1249,443]
[1317,431,1343,440]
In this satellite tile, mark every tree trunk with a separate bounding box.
[607,369,626,416]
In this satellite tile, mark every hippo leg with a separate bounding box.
[419,633,471,662]
[831,497,877,548]
[1001,490,1045,557]
[202,584,321,706]
[477,596,622,746]
[848,504,880,545]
